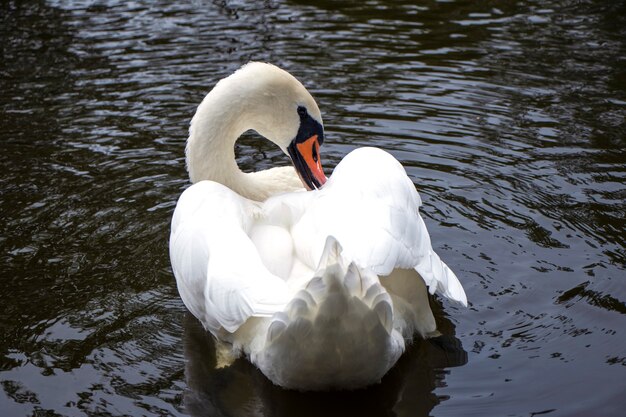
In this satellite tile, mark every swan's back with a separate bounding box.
[237,237,405,390]
[170,146,466,391]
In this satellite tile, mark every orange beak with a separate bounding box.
[288,135,327,190]
[296,135,326,189]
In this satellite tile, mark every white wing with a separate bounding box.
[169,181,291,334]
[279,147,467,306]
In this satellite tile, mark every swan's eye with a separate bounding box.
[297,106,307,117]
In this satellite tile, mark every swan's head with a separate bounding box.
[215,62,327,190]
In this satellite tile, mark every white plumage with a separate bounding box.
[169,62,466,390]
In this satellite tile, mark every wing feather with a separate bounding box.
[288,147,467,306]
[169,181,291,334]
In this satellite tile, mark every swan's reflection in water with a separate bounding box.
[182,310,467,417]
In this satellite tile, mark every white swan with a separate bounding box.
[169,62,467,391]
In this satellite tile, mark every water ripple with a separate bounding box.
[1,0,625,416]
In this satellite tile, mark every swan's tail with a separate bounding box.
[255,236,405,391]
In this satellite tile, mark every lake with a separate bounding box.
[1,0,624,416]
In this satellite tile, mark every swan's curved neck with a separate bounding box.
[186,95,245,185]
[186,88,300,202]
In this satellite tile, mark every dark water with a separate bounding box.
[1,0,625,415]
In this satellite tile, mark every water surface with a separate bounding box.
[1,0,625,416]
